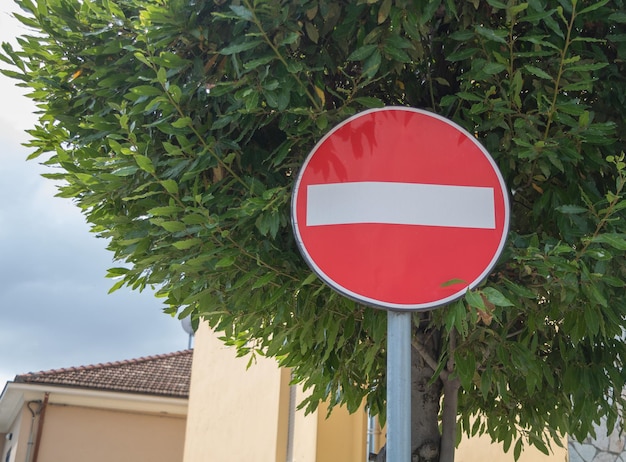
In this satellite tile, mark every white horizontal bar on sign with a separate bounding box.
[306,181,495,229]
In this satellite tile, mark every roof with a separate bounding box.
[13,350,192,398]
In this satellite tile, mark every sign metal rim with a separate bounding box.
[291,106,510,311]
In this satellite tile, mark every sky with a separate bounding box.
[0,3,191,387]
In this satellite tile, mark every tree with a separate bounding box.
[3,0,626,460]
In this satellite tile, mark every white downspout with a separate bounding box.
[24,400,42,462]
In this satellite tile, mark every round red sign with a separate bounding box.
[291,107,509,311]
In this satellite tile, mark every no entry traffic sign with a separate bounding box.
[291,107,509,311]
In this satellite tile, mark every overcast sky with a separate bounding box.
[0,3,190,387]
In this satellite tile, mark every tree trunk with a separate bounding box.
[410,336,443,462]
[439,374,460,462]
[374,331,445,462]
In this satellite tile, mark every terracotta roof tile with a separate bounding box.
[14,350,192,398]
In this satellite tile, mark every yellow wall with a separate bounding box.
[456,431,568,462]
[315,402,369,462]
[37,404,186,462]
[290,385,318,462]
[183,322,287,462]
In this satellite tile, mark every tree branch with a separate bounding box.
[440,329,460,462]
[411,337,439,373]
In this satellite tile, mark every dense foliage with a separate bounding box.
[3,0,626,459]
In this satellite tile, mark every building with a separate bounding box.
[183,322,568,462]
[3,330,599,462]
[0,350,191,462]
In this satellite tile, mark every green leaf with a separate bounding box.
[486,0,508,8]
[454,299,468,336]
[107,278,126,294]
[171,117,192,128]
[106,267,130,277]
[251,272,276,289]
[157,221,186,232]
[377,0,392,24]
[524,65,553,80]
[133,51,152,67]
[564,62,609,72]
[514,438,523,461]
[584,306,601,335]
[347,44,377,61]
[446,48,479,62]
[383,46,410,63]
[148,206,181,216]
[457,92,484,102]
[528,434,550,456]
[154,52,189,69]
[243,55,274,70]
[129,85,162,96]
[482,287,515,307]
[362,49,381,79]
[229,5,253,21]
[305,22,319,44]
[444,301,458,333]
[169,85,182,104]
[173,238,203,250]
[455,351,477,390]
[264,90,279,108]
[465,290,485,309]
[577,0,610,16]
[315,114,328,130]
[300,272,318,287]
[510,3,529,16]
[112,166,139,176]
[134,155,155,174]
[482,62,507,75]
[609,12,626,23]
[591,234,626,251]
[474,25,507,44]
[556,205,588,214]
[353,96,385,108]
[215,256,236,268]
[441,278,467,287]
[156,67,167,85]
[220,40,263,55]
[160,179,179,194]
[449,30,474,41]
[479,366,492,398]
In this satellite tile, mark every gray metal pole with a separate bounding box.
[387,310,412,461]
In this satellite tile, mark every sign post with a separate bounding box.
[387,310,412,461]
[291,107,509,460]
